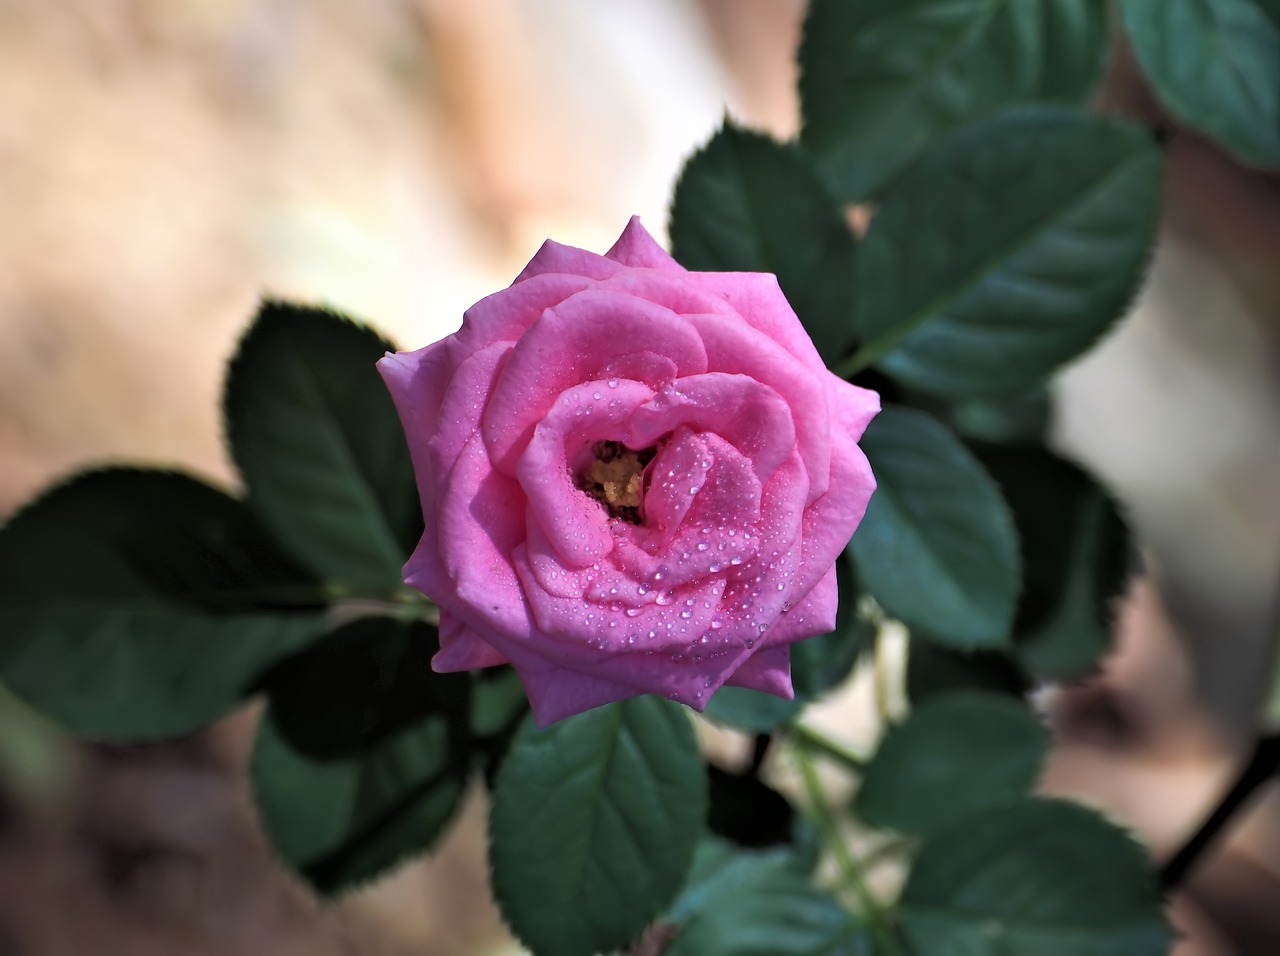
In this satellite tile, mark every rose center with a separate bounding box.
[575,440,656,524]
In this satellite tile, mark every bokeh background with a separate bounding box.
[1,1,1279,953]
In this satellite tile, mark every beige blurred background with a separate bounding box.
[0,2,1278,953]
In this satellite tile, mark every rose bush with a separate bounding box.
[379,218,878,725]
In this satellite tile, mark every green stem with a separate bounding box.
[789,722,869,773]
[793,741,903,956]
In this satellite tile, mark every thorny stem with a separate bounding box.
[793,740,903,956]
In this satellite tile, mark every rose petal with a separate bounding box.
[723,645,793,697]
[786,426,877,607]
[691,271,826,375]
[436,432,534,643]
[457,272,595,351]
[516,662,641,727]
[483,290,709,471]
[604,216,684,272]
[513,239,624,284]
[433,612,510,671]
[829,376,881,444]
[687,311,832,503]
[628,373,796,483]
[761,564,839,647]
[598,273,735,317]
[430,341,509,476]
[516,379,655,567]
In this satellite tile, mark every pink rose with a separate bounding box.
[379,218,878,725]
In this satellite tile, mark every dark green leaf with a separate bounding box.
[974,444,1131,680]
[0,469,326,740]
[900,799,1172,955]
[906,641,1028,706]
[670,122,858,363]
[667,839,870,955]
[259,616,467,758]
[1121,0,1280,169]
[850,108,1163,397]
[224,301,421,593]
[947,390,1052,445]
[489,698,706,956]
[705,686,804,733]
[799,0,1110,201]
[855,692,1048,835]
[848,407,1019,649]
[252,706,467,895]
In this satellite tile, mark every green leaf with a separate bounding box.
[799,0,1111,201]
[489,698,706,956]
[259,617,467,758]
[906,641,1028,706]
[1121,0,1280,169]
[252,705,468,895]
[849,108,1163,397]
[900,799,1172,955]
[705,686,804,733]
[0,469,326,740]
[973,444,1131,680]
[855,692,1048,835]
[706,554,873,733]
[666,839,870,956]
[848,406,1019,649]
[224,301,421,594]
[669,122,858,363]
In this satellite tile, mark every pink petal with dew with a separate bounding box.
[515,379,655,567]
[515,550,724,654]
[433,612,509,671]
[686,311,832,503]
[482,290,709,472]
[713,451,809,641]
[436,432,534,642]
[455,272,595,353]
[429,341,508,476]
[723,645,794,697]
[627,373,796,483]
[613,433,763,588]
[597,272,735,317]
[785,426,877,606]
[604,216,685,272]
[760,564,839,647]
[691,271,827,376]
[513,239,625,285]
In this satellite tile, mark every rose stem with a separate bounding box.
[793,740,903,956]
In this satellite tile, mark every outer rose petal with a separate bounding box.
[605,215,685,271]
[689,271,827,376]
[723,646,793,697]
[434,613,509,670]
[513,239,623,284]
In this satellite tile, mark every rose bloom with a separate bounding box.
[379,218,878,725]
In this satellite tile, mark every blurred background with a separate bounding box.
[0,1,1278,953]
